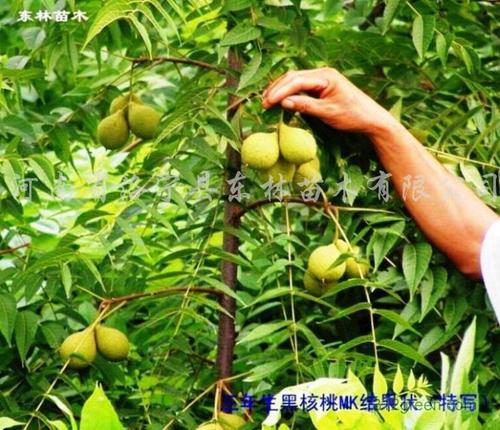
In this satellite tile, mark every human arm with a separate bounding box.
[262,68,499,277]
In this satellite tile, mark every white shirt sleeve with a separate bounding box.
[480,220,500,323]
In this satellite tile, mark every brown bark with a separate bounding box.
[215,49,242,402]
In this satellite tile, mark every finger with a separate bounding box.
[262,73,293,108]
[280,95,329,117]
[263,73,288,98]
[265,75,329,107]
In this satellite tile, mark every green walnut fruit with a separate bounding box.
[219,412,246,429]
[97,111,130,149]
[308,244,346,282]
[260,158,296,183]
[110,93,143,114]
[95,325,130,361]
[241,132,280,170]
[294,156,322,185]
[304,270,324,297]
[304,270,336,297]
[196,424,223,430]
[59,328,97,369]
[335,239,370,278]
[278,123,317,164]
[127,102,161,139]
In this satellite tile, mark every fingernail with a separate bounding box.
[319,79,329,88]
[281,98,295,109]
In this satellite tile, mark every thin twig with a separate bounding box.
[99,286,222,309]
[284,203,302,381]
[0,242,30,255]
[232,196,394,221]
[319,189,379,366]
[124,55,226,74]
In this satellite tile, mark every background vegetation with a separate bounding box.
[0,0,498,428]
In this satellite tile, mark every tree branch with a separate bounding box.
[231,196,394,221]
[125,55,226,74]
[0,242,30,256]
[216,48,242,404]
[99,286,221,309]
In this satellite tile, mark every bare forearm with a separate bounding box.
[370,121,498,277]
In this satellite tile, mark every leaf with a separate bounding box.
[128,14,152,59]
[83,0,130,49]
[407,369,416,390]
[414,410,445,430]
[421,267,448,321]
[378,339,435,371]
[80,384,124,430]
[21,27,46,50]
[1,160,20,200]
[0,293,17,346]
[370,221,405,269]
[418,326,445,356]
[137,4,169,46]
[200,277,246,305]
[460,163,489,195]
[28,154,55,190]
[373,365,387,397]
[79,256,105,291]
[436,106,482,146]
[207,246,251,268]
[457,44,474,74]
[47,421,68,430]
[402,242,432,300]
[41,322,65,349]
[220,23,261,46]
[412,14,435,59]
[15,310,39,363]
[329,335,373,356]
[61,263,72,298]
[237,321,289,345]
[238,51,262,90]
[47,395,77,430]
[297,323,328,357]
[450,318,476,396]
[436,32,451,66]
[440,352,450,393]
[394,300,419,338]
[244,356,293,382]
[382,0,401,34]
[393,365,404,394]
[0,418,24,430]
[323,302,370,322]
[344,165,364,205]
[373,308,421,336]
[1,115,36,141]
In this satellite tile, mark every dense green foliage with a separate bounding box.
[0,0,498,428]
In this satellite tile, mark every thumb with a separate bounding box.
[280,95,325,117]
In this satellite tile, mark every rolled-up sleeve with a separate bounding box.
[480,220,500,323]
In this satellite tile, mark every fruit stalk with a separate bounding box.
[215,48,242,401]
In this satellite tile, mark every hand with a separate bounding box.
[262,68,398,138]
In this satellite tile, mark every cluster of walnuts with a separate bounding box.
[305,239,370,296]
[241,122,370,297]
[241,122,322,186]
[59,325,130,369]
[97,92,161,149]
